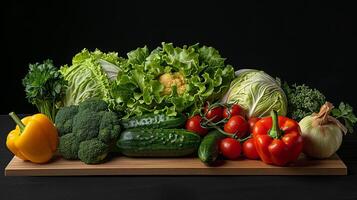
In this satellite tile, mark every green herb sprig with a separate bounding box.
[331,102,357,133]
[22,59,67,121]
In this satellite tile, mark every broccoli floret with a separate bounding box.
[283,82,326,121]
[78,99,108,113]
[98,111,121,145]
[58,133,80,160]
[55,105,79,136]
[56,99,122,164]
[72,109,104,141]
[78,139,109,164]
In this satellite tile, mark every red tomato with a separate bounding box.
[248,117,261,133]
[224,115,249,138]
[220,138,241,160]
[186,115,208,136]
[204,104,224,122]
[242,138,260,160]
[223,104,244,119]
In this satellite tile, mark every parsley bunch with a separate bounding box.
[22,59,67,121]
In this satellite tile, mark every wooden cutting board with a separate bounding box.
[4,154,347,176]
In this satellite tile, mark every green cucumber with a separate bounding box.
[198,130,225,165]
[117,128,201,157]
[120,113,186,129]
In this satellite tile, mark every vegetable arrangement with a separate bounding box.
[5,43,357,167]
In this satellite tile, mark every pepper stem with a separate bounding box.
[268,110,282,139]
[9,112,25,133]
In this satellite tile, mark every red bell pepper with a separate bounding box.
[252,110,303,166]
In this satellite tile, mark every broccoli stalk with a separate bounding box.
[23,59,67,122]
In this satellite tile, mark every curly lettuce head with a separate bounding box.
[110,42,235,118]
[60,49,123,106]
[222,69,287,118]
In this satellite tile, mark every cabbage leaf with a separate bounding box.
[60,49,123,106]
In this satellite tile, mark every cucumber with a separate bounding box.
[120,113,186,129]
[198,130,225,165]
[117,128,201,157]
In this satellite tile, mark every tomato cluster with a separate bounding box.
[185,103,261,160]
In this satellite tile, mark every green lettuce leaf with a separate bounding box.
[110,42,235,118]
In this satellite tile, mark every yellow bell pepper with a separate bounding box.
[6,112,58,163]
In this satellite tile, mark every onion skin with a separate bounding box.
[299,116,342,159]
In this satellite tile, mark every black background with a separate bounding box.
[1,1,357,200]
[1,0,357,113]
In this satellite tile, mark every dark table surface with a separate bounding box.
[1,115,357,200]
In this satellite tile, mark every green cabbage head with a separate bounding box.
[60,49,123,106]
[222,69,287,118]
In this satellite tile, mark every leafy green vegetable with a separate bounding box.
[60,49,123,107]
[282,82,326,121]
[331,102,357,133]
[222,69,287,118]
[23,59,67,121]
[110,43,235,118]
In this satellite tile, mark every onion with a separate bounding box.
[299,102,347,159]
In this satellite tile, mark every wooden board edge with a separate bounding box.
[4,155,348,176]
[335,154,348,175]
[5,167,348,176]
[5,169,347,176]
[4,157,17,176]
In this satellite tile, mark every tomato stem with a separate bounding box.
[201,116,228,127]
[211,125,234,137]
[268,110,282,139]
[238,135,252,143]
[200,102,229,128]
[9,112,25,133]
[211,125,251,142]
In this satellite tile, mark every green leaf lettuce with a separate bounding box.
[110,43,235,118]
